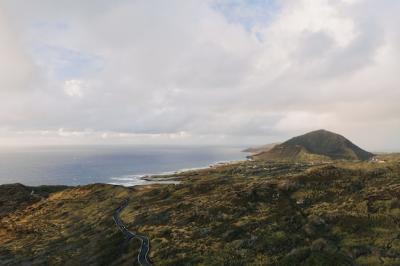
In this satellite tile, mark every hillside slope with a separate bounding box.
[253,130,374,161]
[0,184,137,265]
[2,154,399,265]
[0,183,67,218]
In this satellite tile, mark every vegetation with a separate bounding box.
[0,184,138,265]
[0,183,67,218]
[1,153,400,265]
[253,130,374,161]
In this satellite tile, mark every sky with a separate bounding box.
[0,0,399,151]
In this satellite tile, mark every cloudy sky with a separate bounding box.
[0,0,399,150]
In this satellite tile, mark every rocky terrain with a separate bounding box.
[0,183,138,265]
[1,153,400,265]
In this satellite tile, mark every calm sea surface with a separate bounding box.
[0,145,245,186]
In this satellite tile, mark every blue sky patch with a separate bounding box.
[31,44,104,80]
[212,0,281,31]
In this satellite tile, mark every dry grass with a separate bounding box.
[1,154,400,265]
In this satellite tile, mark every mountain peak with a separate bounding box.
[253,130,374,161]
[302,129,338,136]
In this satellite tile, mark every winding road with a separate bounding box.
[113,199,152,266]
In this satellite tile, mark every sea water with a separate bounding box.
[0,145,245,186]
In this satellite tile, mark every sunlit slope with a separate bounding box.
[1,154,399,265]
[0,184,137,265]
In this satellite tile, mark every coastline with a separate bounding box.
[0,145,246,187]
[108,159,244,187]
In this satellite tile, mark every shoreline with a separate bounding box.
[108,159,245,187]
[0,158,243,188]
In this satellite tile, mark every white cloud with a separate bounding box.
[64,79,84,98]
[0,10,35,94]
[0,0,399,150]
[275,112,338,133]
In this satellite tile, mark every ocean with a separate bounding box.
[0,145,246,186]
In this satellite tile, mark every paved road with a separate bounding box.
[113,199,152,266]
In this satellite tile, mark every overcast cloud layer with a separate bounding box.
[0,0,399,150]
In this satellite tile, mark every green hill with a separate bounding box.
[253,129,374,161]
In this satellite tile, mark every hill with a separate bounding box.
[253,129,374,161]
[0,183,138,265]
[0,183,67,218]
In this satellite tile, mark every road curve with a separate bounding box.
[113,199,152,266]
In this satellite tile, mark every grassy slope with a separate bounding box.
[0,184,138,265]
[253,130,374,162]
[117,156,400,265]
[0,184,67,218]
[1,154,400,265]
